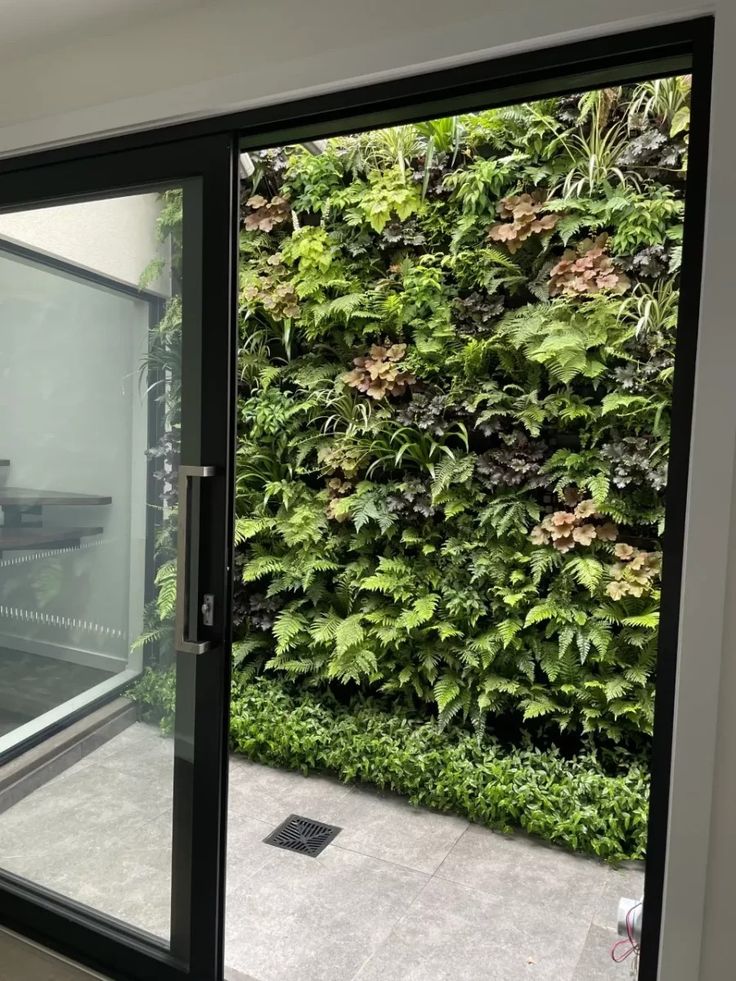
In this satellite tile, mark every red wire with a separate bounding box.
[610,901,642,965]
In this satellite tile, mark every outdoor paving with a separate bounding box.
[0,723,644,980]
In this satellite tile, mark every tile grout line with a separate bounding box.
[429,854,609,933]
[328,839,447,877]
[348,870,438,981]
[430,822,472,883]
[348,818,470,980]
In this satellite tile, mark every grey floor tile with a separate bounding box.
[1,800,172,934]
[0,770,158,860]
[225,844,428,981]
[225,812,281,889]
[229,758,352,828]
[75,756,173,814]
[353,874,587,981]
[0,723,623,981]
[437,825,606,919]
[327,786,468,874]
[226,970,263,981]
[76,722,173,769]
[0,724,174,938]
[0,743,82,814]
[572,924,636,980]
[65,862,172,941]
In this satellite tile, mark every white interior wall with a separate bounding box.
[0,0,715,156]
[0,2,732,981]
[0,196,167,290]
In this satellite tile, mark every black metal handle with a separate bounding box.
[175,465,215,655]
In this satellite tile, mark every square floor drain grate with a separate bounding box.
[264,814,342,857]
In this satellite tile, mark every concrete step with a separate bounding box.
[0,697,136,814]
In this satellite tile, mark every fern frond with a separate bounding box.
[433,674,461,712]
[273,609,308,653]
[565,556,604,594]
[399,594,440,630]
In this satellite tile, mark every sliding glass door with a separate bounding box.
[0,135,236,981]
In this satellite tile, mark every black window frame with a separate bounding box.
[0,16,713,981]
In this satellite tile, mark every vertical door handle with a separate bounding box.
[175,465,216,654]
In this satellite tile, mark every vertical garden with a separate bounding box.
[138,79,690,861]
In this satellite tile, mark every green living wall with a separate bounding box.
[136,79,690,859]
[233,80,688,751]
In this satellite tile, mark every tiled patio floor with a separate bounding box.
[0,723,643,980]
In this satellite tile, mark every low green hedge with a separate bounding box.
[132,670,648,862]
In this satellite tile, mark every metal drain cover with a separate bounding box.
[264,814,342,857]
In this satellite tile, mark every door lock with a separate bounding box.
[201,593,215,628]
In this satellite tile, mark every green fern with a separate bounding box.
[154,561,177,620]
[225,93,678,750]
[399,594,440,629]
[434,674,461,712]
[273,609,308,653]
[565,556,604,594]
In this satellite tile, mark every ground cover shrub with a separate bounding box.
[133,669,647,861]
[230,679,650,862]
[233,79,689,749]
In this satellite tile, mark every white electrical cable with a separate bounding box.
[612,897,643,974]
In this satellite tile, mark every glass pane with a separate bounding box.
[0,187,188,945]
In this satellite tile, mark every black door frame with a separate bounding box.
[0,134,239,981]
[0,16,713,981]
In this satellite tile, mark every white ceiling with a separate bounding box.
[0,0,202,58]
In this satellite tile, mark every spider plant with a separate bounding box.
[622,280,680,337]
[628,76,691,136]
[365,424,469,478]
[349,124,423,179]
[558,120,641,197]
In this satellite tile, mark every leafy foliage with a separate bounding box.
[342,343,416,399]
[488,192,558,253]
[232,81,687,751]
[226,677,647,862]
[132,671,649,861]
[135,190,184,665]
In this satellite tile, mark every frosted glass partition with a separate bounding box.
[0,218,162,751]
